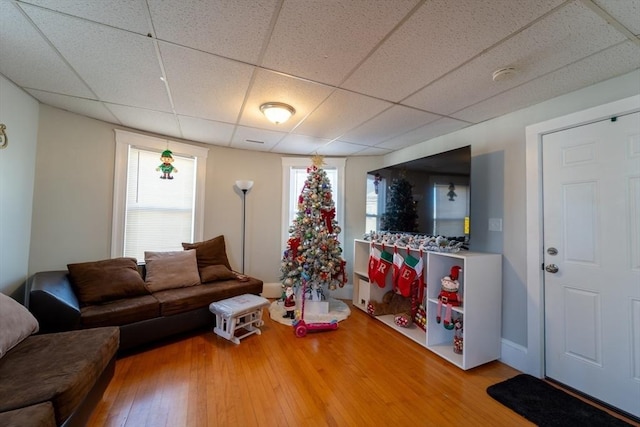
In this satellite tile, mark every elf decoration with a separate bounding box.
[436,265,462,329]
[157,149,177,179]
[280,155,346,298]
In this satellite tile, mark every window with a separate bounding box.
[365,173,385,233]
[281,157,345,249]
[112,130,208,260]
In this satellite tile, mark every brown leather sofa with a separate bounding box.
[25,236,264,351]
[26,268,263,352]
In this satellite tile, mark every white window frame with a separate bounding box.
[111,129,209,258]
[365,174,386,233]
[281,157,346,251]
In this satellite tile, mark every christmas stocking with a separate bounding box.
[392,249,404,289]
[373,250,393,287]
[367,245,381,282]
[396,254,419,297]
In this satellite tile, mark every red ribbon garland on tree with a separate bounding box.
[288,237,300,258]
[321,208,335,233]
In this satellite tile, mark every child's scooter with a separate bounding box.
[292,278,338,337]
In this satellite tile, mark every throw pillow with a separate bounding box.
[182,235,232,271]
[68,257,149,305]
[200,264,236,283]
[144,249,201,292]
[0,293,39,359]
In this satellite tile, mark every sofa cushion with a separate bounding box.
[200,264,236,283]
[144,250,200,292]
[0,401,56,427]
[182,235,232,272]
[80,295,160,328]
[0,293,39,359]
[153,278,263,316]
[68,257,149,305]
[0,327,119,425]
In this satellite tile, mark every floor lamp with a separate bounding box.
[235,180,254,274]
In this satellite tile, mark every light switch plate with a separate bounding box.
[488,218,502,232]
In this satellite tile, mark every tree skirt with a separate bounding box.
[269,298,351,326]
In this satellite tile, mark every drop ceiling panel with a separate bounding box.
[108,104,181,139]
[26,90,119,124]
[341,105,441,145]
[262,0,419,86]
[230,126,287,152]
[160,42,254,123]
[377,117,471,150]
[453,41,640,124]
[178,116,235,146]
[405,1,627,115]
[23,4,172,112]
[272,134,331,155]
[315,140,372,156]
[352,145,393,156]
[0,2,94,98]
[294,89,392,140]
[595,0,640,35]
[239,69,334,131]
[148,0,278,63]
[342,0,565,102]
[19,0,151,34]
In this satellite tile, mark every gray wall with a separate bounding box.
[0,75,39,298]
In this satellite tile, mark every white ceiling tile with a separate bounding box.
[377,118,471,150]
[594,0,640,35]
[262,0,419,86]
[315,140,371,156]
[178,116,235,147]
[23,4,172,112]
[405,1,627,115]
[19,0,151,34]
[230,126,287,152]
[271,134,331,155]
[0,2,94,98]
[239,69,334,131]
[108,104,181,138]
[341,105,441,145]
[294,89,392,140]
[148,0,278,63]
[342,0,564,101]
[26,90,119,124]
[453,41,640,123]
[160,42,254,123]
[351,146,393,156]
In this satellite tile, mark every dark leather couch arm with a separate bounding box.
[26,271,81,333]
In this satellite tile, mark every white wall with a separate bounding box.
[28,106,382,287]
[0,75,39,298]
[384,69,640,351]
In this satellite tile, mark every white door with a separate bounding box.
[542,111,640,417]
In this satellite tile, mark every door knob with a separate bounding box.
[545,264,559,273]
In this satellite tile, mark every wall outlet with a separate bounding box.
[488,218,503,232]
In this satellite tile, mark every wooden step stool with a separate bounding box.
[209,294,270,344]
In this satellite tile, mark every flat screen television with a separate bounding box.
[366,145,471,241]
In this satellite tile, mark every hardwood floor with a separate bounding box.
[86,302,629,426]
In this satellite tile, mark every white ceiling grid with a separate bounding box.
[0,0,638,156]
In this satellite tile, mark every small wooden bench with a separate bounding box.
[209,294,269,344]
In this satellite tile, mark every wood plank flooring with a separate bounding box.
[87,302,634,427]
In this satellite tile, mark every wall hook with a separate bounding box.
[0,124,7,149]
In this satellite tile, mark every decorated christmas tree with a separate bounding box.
[280,156,346,300]
[380,177,418,232]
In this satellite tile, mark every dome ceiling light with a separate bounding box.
[492,67,517,82]
[260,102,296,124]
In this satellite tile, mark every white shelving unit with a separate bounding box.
[352,239,501,370]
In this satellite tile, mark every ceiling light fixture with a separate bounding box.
[260,102,295,124]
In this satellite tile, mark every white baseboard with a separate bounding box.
[499,338,528,373]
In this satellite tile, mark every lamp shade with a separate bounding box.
[235,180,254,191]
[260,102,295,124]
